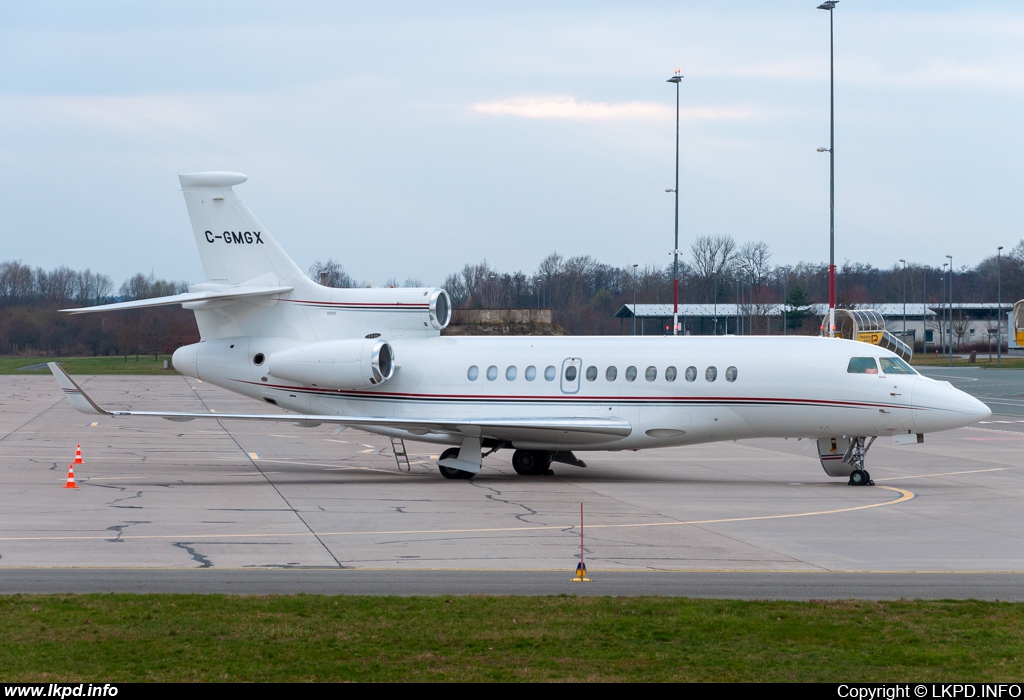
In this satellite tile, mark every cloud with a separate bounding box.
[473,96,754,122]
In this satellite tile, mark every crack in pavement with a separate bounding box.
[469,481,541,524]
[105,520,150,543]
[172,542,212,568]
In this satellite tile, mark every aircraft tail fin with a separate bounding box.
[178,172,314,292]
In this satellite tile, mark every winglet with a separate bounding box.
[47,363,110,416]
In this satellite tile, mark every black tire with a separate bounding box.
[512,449,551,476]
[438,447,473,480]
[849,469,867,486]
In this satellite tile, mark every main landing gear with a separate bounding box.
[847,436,876,486]
[436,446,588,480]
[437,447,475,480]
[511,449,553,476]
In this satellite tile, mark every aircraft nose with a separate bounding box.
[912,378,991,433]
[967,394,993,423]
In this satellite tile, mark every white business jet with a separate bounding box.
[50,172,991,485]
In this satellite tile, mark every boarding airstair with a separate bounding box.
[391,437,411,471]
[826,308,913,362]
[1013,300,1024,349]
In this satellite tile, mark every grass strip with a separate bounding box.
[0,595,1021,682]
[911,356,1024,368]
[0,356,177,375]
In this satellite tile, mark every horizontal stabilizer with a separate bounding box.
[60,285,293,314]
[48,362,108,415]
[47,364,633,444]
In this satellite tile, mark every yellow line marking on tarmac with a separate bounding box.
[0,485,915,543]
[5,566,1024,574]
[874,467,1009,482]
[325,439,348,444]
[247,452,260,460]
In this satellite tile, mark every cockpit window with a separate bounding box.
[847,357,878,374]
[880,357,917,375]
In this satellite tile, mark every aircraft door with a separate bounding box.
[560,358,582,394]
[876,357,916,435]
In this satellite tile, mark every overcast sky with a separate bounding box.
[1,1,1021,288]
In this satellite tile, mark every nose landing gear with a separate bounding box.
[846,436,876,486]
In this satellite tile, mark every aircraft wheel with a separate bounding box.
[848,469,868,486]
[512,449,550,476]
[438,447,473,480]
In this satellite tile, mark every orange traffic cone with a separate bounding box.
[64,463,78,489]
[73,444,83,465]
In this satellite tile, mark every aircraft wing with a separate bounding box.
[59,285,293,314]
[48,363,632,445]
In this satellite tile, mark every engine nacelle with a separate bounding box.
[267,338,395,390]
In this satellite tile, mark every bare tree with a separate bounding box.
[690,235,736,302]
[76,270,113,306]
[951,311,971,350]
[443,272,468,307]
[736,242,772,286]
[45,266,79,307]
[309,259,354,288]
[0,261,35,305]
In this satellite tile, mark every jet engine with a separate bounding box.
[267,338,395,390]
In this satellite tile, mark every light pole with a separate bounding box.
[940,269,946,355]
[946,254,953,365]
[667,70,683,336]
[817,1,838,338]
[736,281,741,335]
[998,246,1004,367]
[899,259,907,346]
[632,264,639,336]
[782,277,788,336]
[922,269,927,354]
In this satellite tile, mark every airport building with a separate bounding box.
[614,302,1014,350]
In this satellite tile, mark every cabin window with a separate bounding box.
[545,365,556,381]
[847,357,878,374]
[586,366,598,381]
[487,365,498,381]
[506,366,517,381]
[880,357,916,375]
[725,366,737,382]
[685,366,697,382]
[564,365,578,382]
[525,365,537,381]
[665,366,677,382]
[705,366,718,382]
[645,366,657,382]
[625,366,637,382]
[467,365,479,381]
[605,366,617,381]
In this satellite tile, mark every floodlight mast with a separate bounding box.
[998,246,1004,367]
[667,70,683,336]
[818,0,838,338]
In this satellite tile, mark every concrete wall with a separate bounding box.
[451,309,554,324]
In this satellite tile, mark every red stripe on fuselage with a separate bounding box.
[231,378,909,411]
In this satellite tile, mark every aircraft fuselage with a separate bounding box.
[174,333,988,452]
